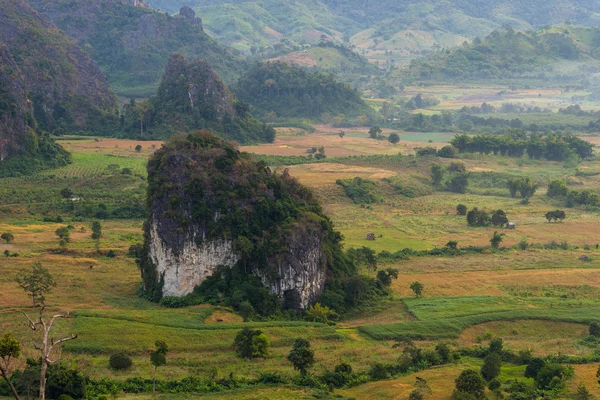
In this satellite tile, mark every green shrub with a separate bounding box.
[109,353,133,370]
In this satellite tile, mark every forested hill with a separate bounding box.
[0,0,118,136]
[119,54,275,144]
[400,26,600,84]
[27,0,242,97]
[235,62,374,119]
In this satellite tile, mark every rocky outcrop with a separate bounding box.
[140,132,334,308]
[157,54,236,122]
[0,0,118,134]
[179,6,202,27]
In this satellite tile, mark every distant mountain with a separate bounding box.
[119,54,275,144]
[0,0,118,136]
[28,0,243,97]
[145,0,600,66]
[398,26,600,84]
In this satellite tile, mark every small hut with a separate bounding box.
[366,232,376,241]
[507,222,516,230]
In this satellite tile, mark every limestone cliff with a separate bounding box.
[140,131,342,309]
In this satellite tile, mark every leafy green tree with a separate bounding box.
[446,241,458,250]
[456,204,467,216]
[488,338,503,354]
[490,231,505,250]
[55,227,70,242]
[388,133,400,144]
[467,208,490,227]
[446,172,469,194]
[1,233,14,243]
[0,332,21,400]
[369,126,382,139]
[590,322,600,337]
[287,338,315,375]
[435,343,452,363]
[234,328,270,359]
[15,262,56,307]
[480,352,502,381]
[576,383,593,400]
[91,221,102,253]
[454,369,486,399]
[376,269,398,287]
[525,357,545,379]
[348,246,377,271]
[491,210,508,227]
[438,145,458,158]
[238,300,255,322]
[430,165,445,186]
[135,144,142,152]
[488,378,501,391]
[410,281,424,297]
[109,353,132,370]
[59,188,73,199]
[150,340,168,394]
[535,363,567,390]
[305,303,337,324]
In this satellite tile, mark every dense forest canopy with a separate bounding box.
[235,62,374,119]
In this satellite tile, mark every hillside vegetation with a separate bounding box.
[28,0,242,97]
[401,26,600,84]
[236,62,374,119]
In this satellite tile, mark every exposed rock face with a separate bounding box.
[147,217,239,297]
[257,225,327,308]
[140,132,334,308]
[0,0,118,133]
[179,6,202,26]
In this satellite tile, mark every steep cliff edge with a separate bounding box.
[140,131,346,309]
[0,44,70,176]
[120,54,275,144]
[0,0,118,135]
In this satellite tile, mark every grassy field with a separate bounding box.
[4,126,600,398]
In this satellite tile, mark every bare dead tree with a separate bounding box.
[22,307,77,400]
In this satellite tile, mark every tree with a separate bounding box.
[430,165,445,186]
[369,126,382,139]
[150,340,168,394]
[55,227,70,243]
[135,144,142,152]
[109,353,133,370]
[488,337,503,354]
[22,306,77,400]
[491,210,508,227]
[490,231,505,250]
[233,328,270,359]
[525,357,545,379]
[1,233,14,243]
[238,300,255,322]
[456,204,467,216]
[438,145,458,158]
[480,352,502,381]
[388,133,400,144]
[15,262,56,307]
[576,383,593,400]
[348,246,377,272]
[305,303,337,324]
[91,221,102,253]
[590,322,600,337]
[287,338,315,375]
[410,281,424,297]
[0,332,21,400]
[446,241,458,250]
[454,369,486,399]
[446,173,469,194]
[338,131,345,139]
[59,188,73,199]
